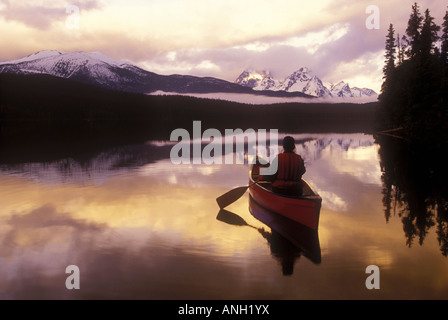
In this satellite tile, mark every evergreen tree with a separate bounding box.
[441,8,448,94]
[442,9,448,66]
[404,2,423,58]
[378,3,445,136]
[383,24,397,78]
[419,9,440,58]
[378,23,400,130]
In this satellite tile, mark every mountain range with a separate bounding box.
[0,50,376,99]
[0,50,310,98]
[234,68,377,98]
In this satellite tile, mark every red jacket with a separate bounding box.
[272,152,305,189]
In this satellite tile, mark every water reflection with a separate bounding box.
[1,133,448,299]
[248,196,321,266]
[376,135,448,256]
[216,197,321,277]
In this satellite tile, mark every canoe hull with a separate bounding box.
[249,167,322,230]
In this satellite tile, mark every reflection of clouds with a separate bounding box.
[365,245,394,269]
[138,159,252,188]
[0,133,383,294]
[319,143,381,186]
[1,136,448,298]
[1,204,105,256]
[0,134,382,221]
[139,133,382,213]
[0,174,267,262]
[0,133,378,188]
[0,203,109,299]
[313,144,380,212]
[316,190,347,212]
[0,230,275,299]
[0,177,275,299]
[6,204,103,232]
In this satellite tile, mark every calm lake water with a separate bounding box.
[1,132,448,300]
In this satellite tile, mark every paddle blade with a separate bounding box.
[216,209,250,226]
[216,185,249,209]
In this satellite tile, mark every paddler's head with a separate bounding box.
[282,136,296,153]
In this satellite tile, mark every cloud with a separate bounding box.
[138,24,350,80]
[2,0,448,91]
[0,0,103,30]
[137,20,383,90]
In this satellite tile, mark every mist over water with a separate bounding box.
[148,91,379,105]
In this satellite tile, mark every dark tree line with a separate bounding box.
[378,3,448,139]
[376,3,448,256]
[0,73,377,164]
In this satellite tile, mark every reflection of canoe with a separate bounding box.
[249,195,321,264]
[249,165,322,230]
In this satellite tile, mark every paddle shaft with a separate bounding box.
[216,177,262,209]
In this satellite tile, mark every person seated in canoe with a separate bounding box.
[264,136,306,196]
[252,156,269,177]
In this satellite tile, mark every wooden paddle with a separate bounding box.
[216,177,261,209]
[216,209,256,228]
[216,208,270,237]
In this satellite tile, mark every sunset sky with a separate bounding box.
[1,0,447,92]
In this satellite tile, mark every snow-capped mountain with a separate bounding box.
[0,50,164,93]
[0,50,310,97]
[235,68,377,98]
[329,81,353,98]
[234,70,281,91]
[351,87,377,97]
[276,68,332,98]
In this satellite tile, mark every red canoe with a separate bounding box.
[248,165,322,230]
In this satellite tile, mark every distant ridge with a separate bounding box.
[235,68,377,98]
[0,50,312,98]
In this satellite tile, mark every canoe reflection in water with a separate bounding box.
[216,196,321,276]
